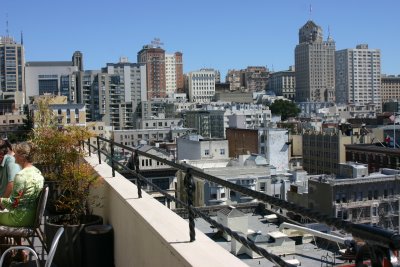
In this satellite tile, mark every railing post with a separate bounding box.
[184,168,196,242]
[97,136,101,164]
[88,138,91,156]
[133,152,142,198]
[110,139,115,177]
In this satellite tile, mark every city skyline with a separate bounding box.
[2,0,400,78]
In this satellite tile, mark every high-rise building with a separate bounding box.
[295,21,335,103]
[72,51,84,71]
[336,44,381,111]
[75,69,138,130]
[268,66,296,100]
[0,36,25,108]
[103,58,147,116]
[174,52,184,94]
[137,44,166,99]
[187,69,216,103]
[165,52,184,96]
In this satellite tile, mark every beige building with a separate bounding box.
[295,20,335,103]
[307,164,400,232]
[302,130,352,175]
[0,113,26,138]
[31,96,86,127]
[381,75,400,105]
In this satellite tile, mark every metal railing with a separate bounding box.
[84,136,400,267]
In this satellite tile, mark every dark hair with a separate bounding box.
[0,140,9,155]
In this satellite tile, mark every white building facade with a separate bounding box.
[165,54,177,96]
[335,44,381,111]
[25,62,78,102]
[187,69,215,103]
[176,134,229,161]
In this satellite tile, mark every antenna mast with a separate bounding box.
[6,13,9,37]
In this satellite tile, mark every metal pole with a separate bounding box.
[184,168,196,242]
[394,114,396,149]
[134,152,142,198]
[88,138,91,156]
[97,136,101,164]
[110,139,115,177]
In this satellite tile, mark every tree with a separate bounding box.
[268,99,300,121]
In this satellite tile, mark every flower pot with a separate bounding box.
[45,214,103,267]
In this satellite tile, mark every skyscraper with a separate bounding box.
[295,21,335,103]
[0,36,25,108]
[72,51,84,71]
[165,52,184,96]
[336,44,381,111]
[137,43,166,99]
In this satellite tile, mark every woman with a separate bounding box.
[0,142,44,227]
[0,139,21,198]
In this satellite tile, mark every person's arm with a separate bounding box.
[0,173,24,210]
[2,181,13,198]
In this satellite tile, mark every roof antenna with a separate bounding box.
[6,13,9,37]
[20,31,23,45]
[327,25,332,41]
[309,4,312,20]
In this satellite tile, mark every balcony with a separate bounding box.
[83,152,247,267]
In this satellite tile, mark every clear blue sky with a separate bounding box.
[2,0,400,78]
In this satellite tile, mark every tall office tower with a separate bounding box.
[76,70,135,129]
[165,52,184,96]
[137,43,166,99]
[174,52,184,94]
[103,58,147,124]
[187,69,216,103]
[295,21,335,103]
[268,66,296,100]
[336,44,381,111]
[72,51,84,71]
[0,36,25,108]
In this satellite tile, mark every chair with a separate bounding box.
[0,226,64,267]
[0,185,49,254]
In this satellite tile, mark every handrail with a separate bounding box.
[83,136,400,266]
[84,138,294,266]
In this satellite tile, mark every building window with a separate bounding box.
[220,148,225,155]
[205,149,209,155]
[260,182,266,191]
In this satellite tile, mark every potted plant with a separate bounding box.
[30,98,102,267]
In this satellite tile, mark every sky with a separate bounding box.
[2,0,400,78]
